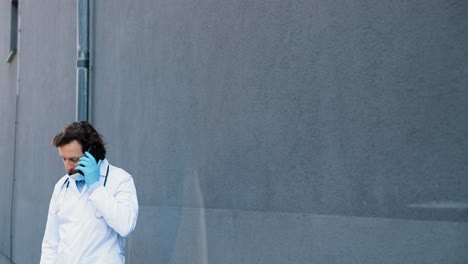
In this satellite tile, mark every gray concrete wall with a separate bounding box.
[91,0,468,263]
[94,0,468,222]
[5,1,77,263]
[129,207,468,264]
[0,0,466,263]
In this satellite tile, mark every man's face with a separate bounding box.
[58,140,84,175]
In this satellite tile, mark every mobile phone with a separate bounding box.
[78,145,97,175]
[87,145,97,157]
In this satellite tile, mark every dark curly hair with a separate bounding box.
[52,121,106,161]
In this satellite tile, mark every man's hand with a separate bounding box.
[76,151,102,187]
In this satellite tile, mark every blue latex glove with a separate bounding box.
[76,151,102,187]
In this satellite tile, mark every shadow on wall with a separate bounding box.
[149,169,208,263]
[170,169,208,263]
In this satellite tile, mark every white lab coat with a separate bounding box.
[40,159,138,264]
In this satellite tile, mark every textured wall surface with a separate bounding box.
[94,0,468,222]
[128,207,468,264]
[4,1,77,263]
[0,0,467,263]
[91,0,468,263]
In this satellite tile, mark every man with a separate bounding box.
[41,121,139,263]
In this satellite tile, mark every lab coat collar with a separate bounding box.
[100,159,109,177]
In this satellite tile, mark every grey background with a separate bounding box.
[1,0,467,263]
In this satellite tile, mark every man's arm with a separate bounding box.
[88,174,139,237]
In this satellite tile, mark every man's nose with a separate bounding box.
[65,160,76,171]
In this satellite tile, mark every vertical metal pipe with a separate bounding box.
[10,2,21,263]
[77,0,89,121]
